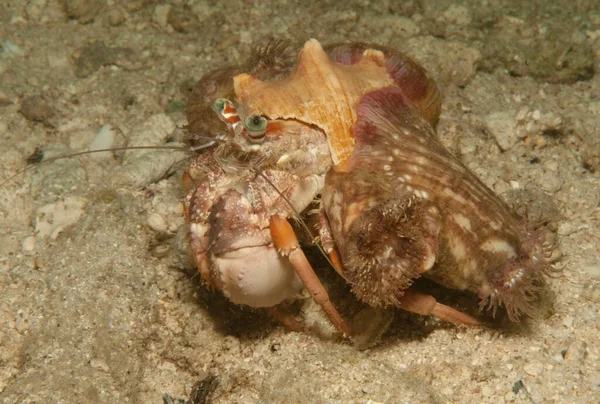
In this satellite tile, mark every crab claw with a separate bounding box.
[207,189,305,308]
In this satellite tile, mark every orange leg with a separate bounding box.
[397,288,483,326]
[327,247,345,277]
[270,215,353,336]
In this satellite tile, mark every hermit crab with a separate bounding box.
[183,39,557,336]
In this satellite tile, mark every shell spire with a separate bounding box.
[234,39,395,168]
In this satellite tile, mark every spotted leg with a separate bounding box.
[270,215,353,336]
[396,288,482,326]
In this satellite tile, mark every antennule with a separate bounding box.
[1,145,192,189]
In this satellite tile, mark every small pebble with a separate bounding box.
[22,236,36,252]
[151,244,171,258]
[561,316,574,329]
[222,335,241,353]
[523,360,544,376]
[19,95,55,123]
[63,0,104,24]
[441,387,453,397]
[486,111,517,151]
[107,8,126,26]
[540,175,562,194]
[147,213,167,233]
[168,7,200,33]
[557,222,578,236]
[153,4,171,27]
[563,340,586,362]
[89,358,110,372]
[482,385,493,397]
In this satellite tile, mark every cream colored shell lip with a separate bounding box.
[233,39,395,168]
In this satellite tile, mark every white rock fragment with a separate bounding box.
[35,196,88,239]
[147,212,167,233]
[486,111,517,151]
[88,124,117,158]
[21,236,35,252]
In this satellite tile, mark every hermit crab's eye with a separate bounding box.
[244,115,268,143]
[213,98,228,113]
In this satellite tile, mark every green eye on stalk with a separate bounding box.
[244,115,268,141]
[214,98,227,113]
